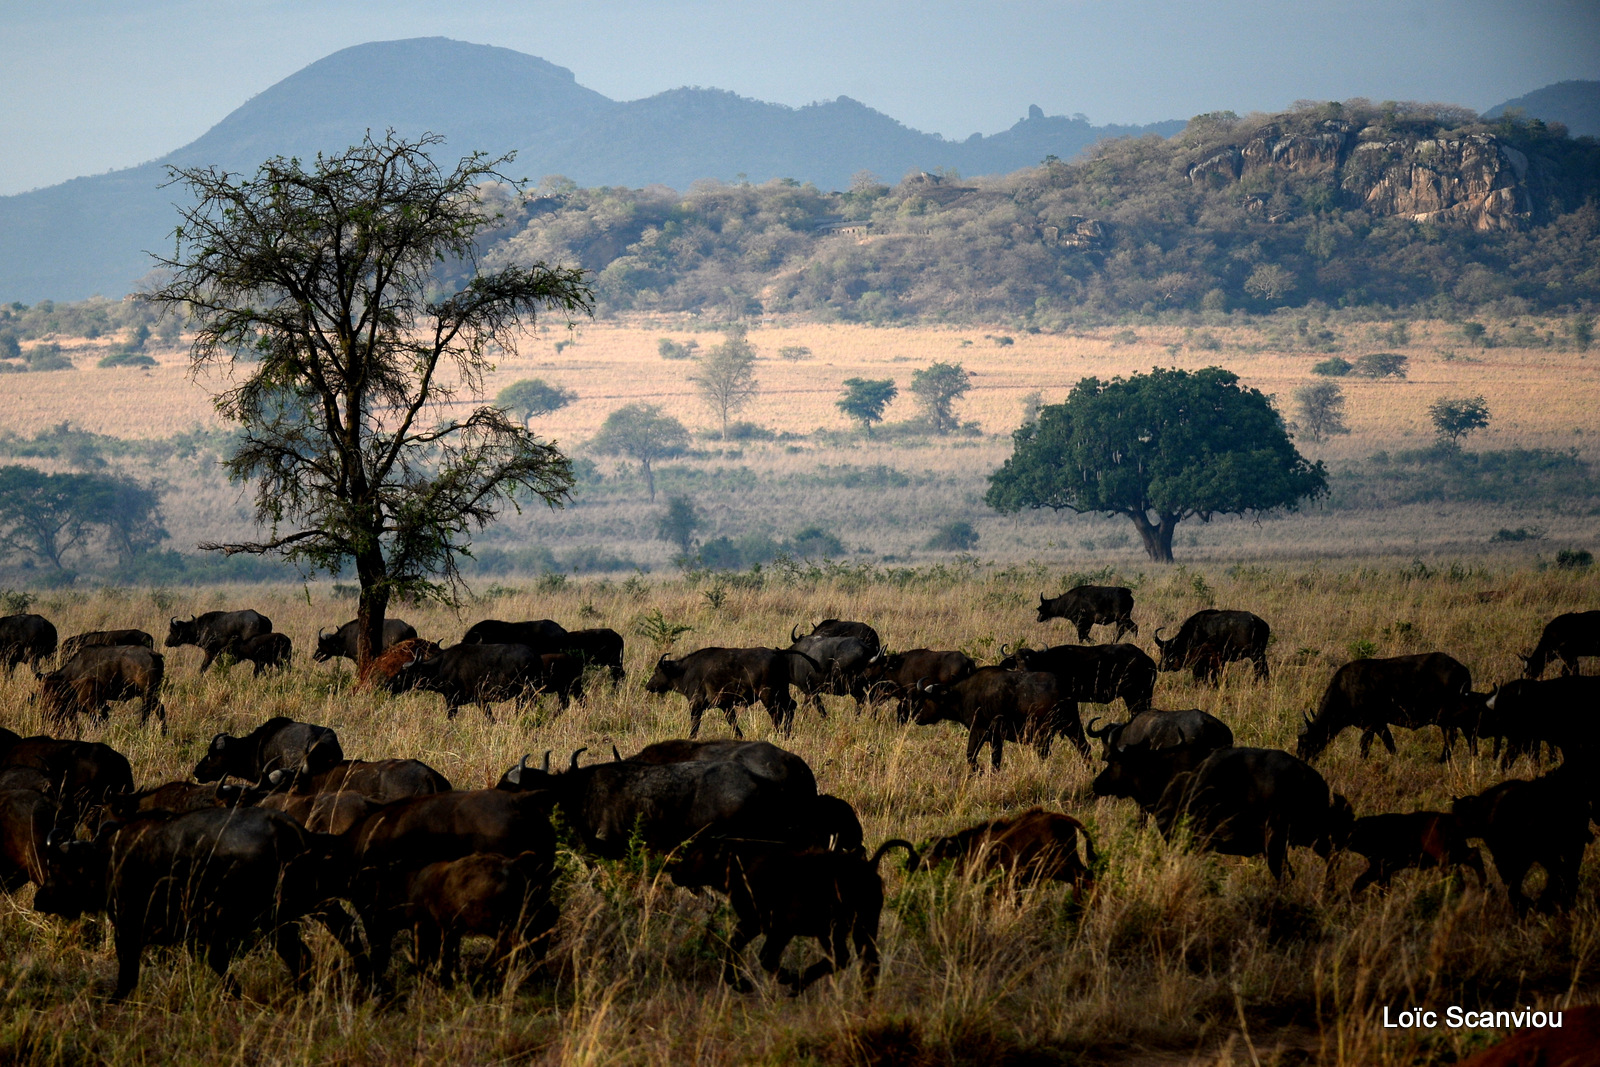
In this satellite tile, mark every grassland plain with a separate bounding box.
[0,560,1597,1066]
[1,317,1595,573]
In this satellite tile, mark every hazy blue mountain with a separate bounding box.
[0,37,1180,302]
[1486,80,1600,138]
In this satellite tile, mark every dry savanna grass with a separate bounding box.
[1,562,1597,1065]
[1,317,1595,570]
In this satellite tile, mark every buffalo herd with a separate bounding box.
[0,590,1596,999]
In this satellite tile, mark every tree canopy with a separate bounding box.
[590,403,690,500]
[0,466,166,570]
[692,328,759,439]
[985,367,1327,561]
[909,362,970,434]
[145,132,592,667]
[1429,395,1492,446]
[496,378,576,427]
[836,377,898,433]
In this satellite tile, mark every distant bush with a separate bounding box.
[1555,548,1594,569]
[1192,331,1222,351]
[925,521,979,551]
[777,345,812,361]
[1491,526,1544,542]
[97,350,157,369]
[657,338,699,360]
[1312,357,1352,377]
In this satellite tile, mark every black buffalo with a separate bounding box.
[165,610,273,672]
[1453,769,1593,913]
[786,631,877,712]
[236,632,292,676]
[393,642,542,720]
[646,647,817,737]
[193,717,345,788]
[1476,676,1600,768]
[0,787,55,890]
[859,648,976,722]
[998,642,1156,713]
[400,851,557,986]
[338,789,557,984]
[270,758,453,800]
[499,745,840,864]
[36,646,166,732]
[312,618,418,663]
[0,737,134,824]
[1089,708,1235,811]
[923,808,1096,892]
[1036,586,1137,642]
[461,618,568,651]
[913,666,1086,770]
[1154,747,1353,881]
[797,619,882,656]
[1153,609,1270,684]
[559,627,627,682]
[1297,653,1475,762]
[1521,611,1600,679]
[1,613,57,675]
[1346,812,1484,892]
[34,807,366,999]
[59,629,154,659]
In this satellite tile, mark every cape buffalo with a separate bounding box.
[400,852,559,986]
[1153,609,1271,684]
[914,666,1087,770]
[1453,769,1593,913]
[1297,653,1475,762]
[36,646,166,733]
[858,648,976,722]
[798,619,882,656]
[193,717,345,788]
[1346,812,1484,892]
[356,637,442,692]
[1,613,57,676]
[34,807,366,999]
[461,618,568,651]
[392,642,542,720]
[59,629,154,659]
[0,737,134,824]
[1477,676,1600,767]
[498,745,834,863]
[560,627,627,682]
[786,631,877,712]
[312,618,418,663]
[923,808,1096,892]
[0,788,55,890]
[1036,586,1137,642]
[1521,610,1600,679]
[1089,708,1235,811]
[1154,747,1353,881]
[998,642,1157,713]
[671,837,917,994]
[646,647,817,737]
[165,610,272,673]
[269,757,452,800]
[236,632,292,676]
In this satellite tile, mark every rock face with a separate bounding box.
[1188,120,1535,231]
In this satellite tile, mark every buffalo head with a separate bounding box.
[311,626,342,662]
[192,732,233,782]
[645,654,683,694]
[164,615,197,648]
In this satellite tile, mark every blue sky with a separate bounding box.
[2,0,1596,195]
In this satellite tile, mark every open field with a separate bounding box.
[1,317,1596,576]
[1,562,1597,1065]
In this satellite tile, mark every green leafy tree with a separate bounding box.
[145,132,592,668]
[836,377,898,434]
[692,327,759,439]
[986,367,1327,562]
[1428,395,1491,446]
[496,378,576,427]
[0,467,165,569]
[1244,263,1297,303]
[591,403,690,501]
[1294,381,1351,442]
[910,362,971,434]
[656,494,701,557]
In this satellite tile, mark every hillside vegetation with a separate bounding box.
[487,101,1600,325]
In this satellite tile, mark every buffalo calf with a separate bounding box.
[1346,812,1484,891]
[924,808,1096,892]
[402,851,557,986]
[1452,772,1593,914]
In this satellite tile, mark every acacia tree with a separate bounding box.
[496,378,576,427]
[590,403,690,500]
[146,133,592,668]
[986,367,1327,562]
[692,327,759,439]
[910,362,971,434]
[1429,395,1490,446]
[836,377,897,434]
[1294,381,1350,442]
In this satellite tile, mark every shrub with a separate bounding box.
[1312,357,1352,377]
[1353,352,1407,378]
[925,520,979,551]
[1491,527,1544,542]
[657,337,698,360]
[1555,548,1594,569]
[778,345,812,361]
[97,350,157,369]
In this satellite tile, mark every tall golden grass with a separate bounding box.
[1,561,1595,1064]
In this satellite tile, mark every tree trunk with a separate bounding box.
[643,458,656,501]
[355,553,390,674]
[1129,511,1180,563]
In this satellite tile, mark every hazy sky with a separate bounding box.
[2,0,1596,196]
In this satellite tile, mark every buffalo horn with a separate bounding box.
[612,745,623,762]
[998,643,1010,658]
[1085,717,1112,740]
[791,623,802,644]
[1039,592,1048,604]
[318,626,331,641]
[1485,691,1498,711]
[867,649,883,664]
[171,616,180,626]
[657,652,670,665]
[1153,627,1169,647]
[542,750,552,774]
[1302,710,1314,726]
[569,747,588,772]
[45,829,68,853]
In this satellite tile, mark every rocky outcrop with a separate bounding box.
[1188,121,1534,231]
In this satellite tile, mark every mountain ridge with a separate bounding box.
[0,37,1182,302]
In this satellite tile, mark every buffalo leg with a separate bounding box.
[1251,653,1269,681]
[758,927,795,982]
[720,919,758,991]
[111,930,144,1001]
[853,913,882,994]
[1265,828,1290,882]
[723,702,745,739]
[274,925,313,991]
[688,700,706,738]
[1379,727,1397,755]
[1487,845,1533,914]
[310,903,372,985]
[1350,861,1385,893]
[1076,621,1092,642]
